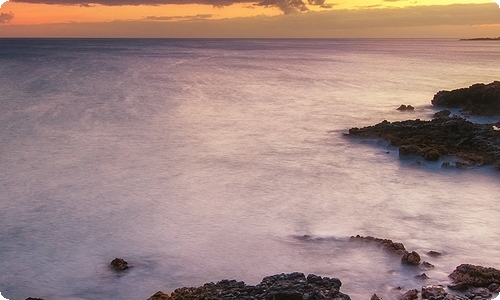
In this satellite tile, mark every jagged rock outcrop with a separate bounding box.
[149,273,351,300]
[347,117,500,167]
[432,81,500,116]
[449,264,500,287]
[349,235,407,254]
[401,251,421,266]
[110,258,130,271]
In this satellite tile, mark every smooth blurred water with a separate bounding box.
[0,39,499,300]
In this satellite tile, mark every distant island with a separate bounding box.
[459,37,500,41]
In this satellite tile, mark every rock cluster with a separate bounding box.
[432,81,500,116]
[147,272,351,300]
[347,117,500,168]
[349,235,434,268]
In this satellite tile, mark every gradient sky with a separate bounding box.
[0,0,499,37]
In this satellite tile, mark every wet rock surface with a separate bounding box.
[150,273,351,300]
[401,251,421,266]
[347,117,500,168]
[432,81,500,116]
[349,235,407,255]
[449,264,500,287]
[110,257,130,271]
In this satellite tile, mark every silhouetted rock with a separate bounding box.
[432,81,500,116]
[401,251,421,266]
[110,258,130,271]
[449,264,500,287]
[154,272,351,300]
[397,104,415,111]
[25,298,45,300]
[433,109,452,119]
[347,117,500,167]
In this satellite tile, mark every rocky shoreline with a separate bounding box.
[347,81,500,169]
[140,235,500,300]
[20,236,500,300]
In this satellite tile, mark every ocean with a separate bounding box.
[0,38,499,300]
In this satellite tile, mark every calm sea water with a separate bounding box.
[0,39,499,300]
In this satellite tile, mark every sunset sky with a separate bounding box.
[0,0,499,37]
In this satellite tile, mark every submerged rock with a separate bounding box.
[152,272,351,300]
[432,81,500,116]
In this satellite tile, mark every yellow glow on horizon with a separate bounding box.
[1,1,281,25]
[0,0,499,37]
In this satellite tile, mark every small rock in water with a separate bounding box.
[415,273,430,280]
[421,261,435,270]
[401,251,421,266]
[110,257,130,271]
[397,104,415,111]
[370,293,382,300]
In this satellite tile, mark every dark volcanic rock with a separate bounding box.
[350,235,407,255]
[427,251,442,257]
[347,117,500,167]
[397,104,415,111]
[449,264,500,287]
[110,258,130,271]
[432,81,500,116]
[147,291,171,300]
[421,285,446,299]
[401,251,421,266]
[157,272,351,300]
[398,289,418,300]
[433,109,452,119]
[465,287,492,299]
